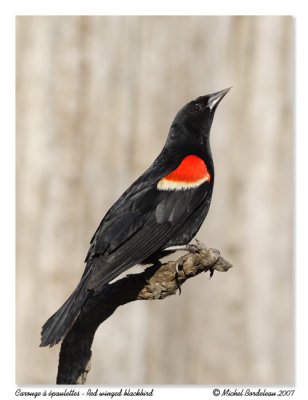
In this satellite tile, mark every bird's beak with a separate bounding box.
[208,87,232,111]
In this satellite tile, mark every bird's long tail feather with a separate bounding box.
[40,269,91,347]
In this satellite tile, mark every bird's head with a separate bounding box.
[166,88,231,151]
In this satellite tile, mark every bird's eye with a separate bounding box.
[192,103,202,112]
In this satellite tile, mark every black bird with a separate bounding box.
[40,88,230,347]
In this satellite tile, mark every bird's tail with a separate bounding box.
[40,269,91,347]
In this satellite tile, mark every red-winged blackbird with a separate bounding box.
[40,88,230,347]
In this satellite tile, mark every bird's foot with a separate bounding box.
[187,238,207,253]
[188,239,214,278]
[166,238,211,292]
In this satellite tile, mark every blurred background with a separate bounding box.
[16,16,294,384]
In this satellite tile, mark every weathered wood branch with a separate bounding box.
[56,246,232,384]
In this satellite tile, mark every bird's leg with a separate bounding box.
[164,238,207,254]
[163,244,190,252]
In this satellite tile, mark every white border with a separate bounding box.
[1,1,307,398]
[11,0,297,16]
[0,8,15,398]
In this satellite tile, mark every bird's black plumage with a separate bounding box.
[40,88,230,347]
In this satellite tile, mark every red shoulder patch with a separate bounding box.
[157,155,211,191]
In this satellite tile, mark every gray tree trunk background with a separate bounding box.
[16,16,293,384]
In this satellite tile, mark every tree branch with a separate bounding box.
[56,245,232,384]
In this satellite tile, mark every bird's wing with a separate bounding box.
[86,180,211,291]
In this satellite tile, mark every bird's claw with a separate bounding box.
[175,259,186,295]
[175,259,184,274]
